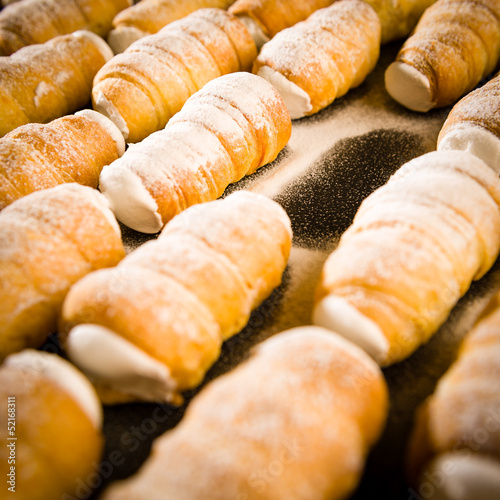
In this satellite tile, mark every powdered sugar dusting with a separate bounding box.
[104,72,290,229]
[254,0,380,115]
[32,37,500,499]
[103,326,387,499]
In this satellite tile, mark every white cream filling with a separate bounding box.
[107,26,147,55]
[75,109,126,157]
[72,30,114,63]
[438,123,500,175]
[93,90,130,141]
[257,65,312,120]
[312,295,389,365]
[385,61,435,112]
[236,15,269,49]
[99,164,163,233]
[67,324,177,403]
[5,349,103,429]
[422,452,500,500]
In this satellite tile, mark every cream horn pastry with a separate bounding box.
[364,0,437,44]
[101,326,388,500]
[230,0,436,48]
[406,291,500,499]
[0,31,113,137]
[229,0,334,42]
[437,72,500,174]
[108,0,236,54]
[60,191,292,404]
[0,110,125,210]
[385,0,500,112]
[92,8,257,143]
[253,0,381,119]
[0,350,103,500]
[313,150,500,366]
[0,184,125,361]
[98,72,291,233]
[0,0,131,56]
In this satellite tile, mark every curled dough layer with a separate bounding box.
[100,327,388,500]
[99,71,291,233]
[61,191,292,404]
[407,292,500,498]
[229,0,433,46]
[229,0,334,38]
[314,150,500,366]
[108,0,236,53]
[0,184,125,361]
[438,72,500,173]
[0,31,113,137]
[0,350,103,500]
[0,110,124,210]
[253,0,381,118]
[365,0,437,43]
[385,0,500,111]
[92,8,257,143]
[0,0,131,56]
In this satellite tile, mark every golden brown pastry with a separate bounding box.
[437,72,500,173]
[98,72,291,233]
[253,0,381,119]
[230,0,436,47]
[100,326,388,500]
[313,150,500,366]
[406,291,500,499]
[229,0,334,42]
[385,0,500,112]
[0,349,103,500]
[0,30,113,137]
[0,0,131,56]
[61,191,292,404]
[0,110,125,210]
[365,0,437,43]
[108,0,236,53]
[92,8,257,143]
[0,184,125,361]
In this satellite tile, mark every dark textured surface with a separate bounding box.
[274,128,426,249]
[40,41,500,500]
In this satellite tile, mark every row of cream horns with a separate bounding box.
[2,45,500,227]
[3,0,500,142]
[0,0,437,57]
[2,144,500,499]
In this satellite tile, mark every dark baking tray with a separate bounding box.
[40,41,500,499]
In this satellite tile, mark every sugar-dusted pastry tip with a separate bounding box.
[67,324,178,403]
[385,61,434,112]
[226,189,293,239]
[99,163,163,234]
[313,294,390,365]
[257,65,312,119]
[438,123,500,175]
[72,30,114,63]
[421,452,500,500]
[93,90,130,141]
[81,184,122,238]
[75,109,126,157]
[4,349,103,429]
[107,26,147,54]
